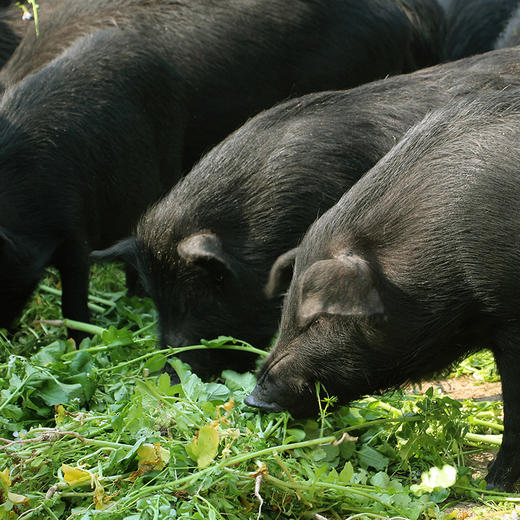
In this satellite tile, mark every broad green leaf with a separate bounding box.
[325,468,339,483]
[358,446,389,471]
[370,471,390,489]
[285,428,306,443]
[204,382,231,402]
[339,462,354,483]
[65,373,96,402]
[37,380,84,406]
[314,463,330,480]
[168,357,191,383]
[221,370,256,393]
[68,350,93,373]
[182,373,205,401]
[157,372,175,395]
[339,441,356,459]
[311,447,327,462]
[31,340,67,366]
[144,354,167,372]
[101,326,134,346]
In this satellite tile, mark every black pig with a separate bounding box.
[442,0,518,60]
[0,4,25,70]
[247,89,520,491]
[99,47,520,377]
[495,4,520,49]
[0,0,60,73]
[0,0,446,335]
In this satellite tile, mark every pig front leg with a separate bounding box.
[55,239,90,343]
[487,336,520,491]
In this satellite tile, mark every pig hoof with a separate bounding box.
[485,471,514,492]
[485,480,511,492]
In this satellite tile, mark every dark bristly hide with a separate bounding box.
[115,48,520,377]
[247,89,520,492]
[1,0,445,337]
[442,0,518,60]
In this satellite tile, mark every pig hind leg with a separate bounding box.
[487,327,520,491]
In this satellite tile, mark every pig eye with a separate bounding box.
[303,316,326,332]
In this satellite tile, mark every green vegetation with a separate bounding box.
[0,266,517,519]
[15,1,39,36]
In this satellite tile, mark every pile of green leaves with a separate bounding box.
[0,267,517,519]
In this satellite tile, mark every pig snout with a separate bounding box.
[245,374,318,417]
[245,385,285,413]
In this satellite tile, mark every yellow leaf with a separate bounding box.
[7,492,29,505]
[137,443,170,472]
[61,464,91,486]
[93,478,105,510]
[214,398,235,426]
[123,469,144,483]
[220,397,235,414]
[186,425,219,469]
[0,468,10,491]
[55,405,66,426]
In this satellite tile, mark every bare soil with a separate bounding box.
[412,375,502,402]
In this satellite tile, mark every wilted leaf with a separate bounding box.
[93,478,106,510]
[55,404,66,426]
[0,468,10,490]
[0,467,29,505]
[61,464,91,486]
[137,443,170,472]
[7,492,29,505]
[186,425,219,468]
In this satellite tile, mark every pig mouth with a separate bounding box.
[244,392,285,413]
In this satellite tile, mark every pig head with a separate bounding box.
[246,253,388,417]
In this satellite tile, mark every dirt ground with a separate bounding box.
[412,375,502,402]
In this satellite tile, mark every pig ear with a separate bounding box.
[0,227,14,251]
[297,255,384,328]
[177,232,235,279]
[264,247,298,299]
[90,237,138,267]
[0,228,22,257]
